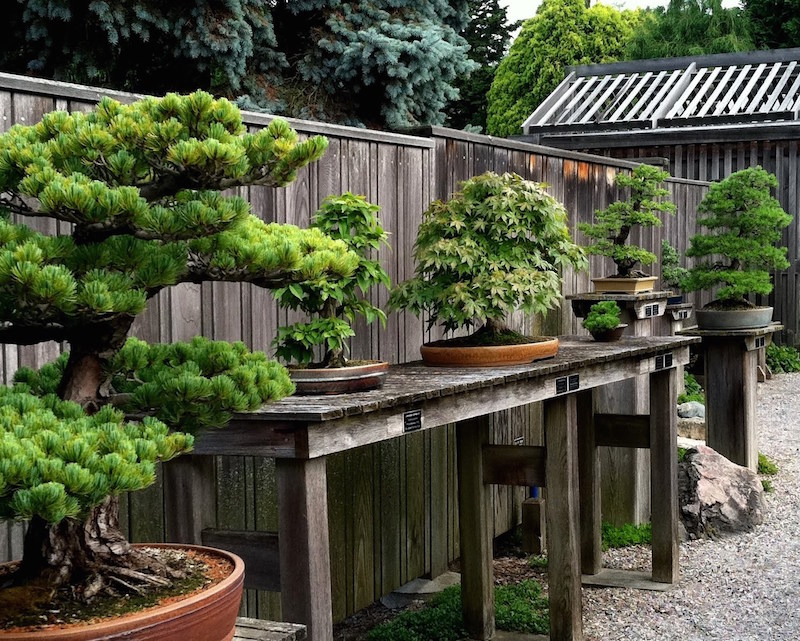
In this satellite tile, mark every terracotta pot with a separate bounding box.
[588,324,627,342]
[289,360,389,395]
[695,306,773,330]
[591,276,658,294]
[420,337,559,367]
[0,544,244,641]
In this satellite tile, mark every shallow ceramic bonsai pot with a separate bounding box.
[420,337,559,367]
[289,360,389,394]
[591,276,658,294]
[0,543,244,641]
[588,324,628,342]
[695,306,774,331]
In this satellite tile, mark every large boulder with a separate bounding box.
[678,445,766,539]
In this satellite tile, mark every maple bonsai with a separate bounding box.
[684,166,792,310]
[579,164,675,278]
[389,171,586,346]
[0,91,357,616]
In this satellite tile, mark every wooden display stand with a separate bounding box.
[678,323,781,471]
[175,335,696,641]
[568,291,671,526]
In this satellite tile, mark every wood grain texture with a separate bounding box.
[202,529,281,591]
[594,414,651,449]
[234,617,306,641]
[576,390,601,576]
[456,416,495,641]
[482,445,546,487]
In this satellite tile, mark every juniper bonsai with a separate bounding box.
[583,301,622,333]
[684,167,792,308]
[389,172,586,342]
[274,193,390,368]
[0,91,357,609]
[660,239,689,293]
[579,164,675,278]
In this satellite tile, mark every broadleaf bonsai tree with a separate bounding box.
[578,164,676,277]
[683,166,792,308]
[582,300,622,333]
[0,91,358,614]
[273,192,390,368]
[389,172,587,343]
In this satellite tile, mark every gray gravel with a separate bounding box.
[582,371,800,641]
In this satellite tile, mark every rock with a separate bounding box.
[678,445,765,539]
[678,401,705,419]
[678,416,706,440]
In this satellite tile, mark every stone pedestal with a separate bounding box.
[678,323,781,471]
[569,291,671,526]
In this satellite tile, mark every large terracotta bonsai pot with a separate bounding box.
[591,276,658,294]
[420,337,559,367]
[695,306,774,330]
[289,360,389,394]
[0,544,244,641]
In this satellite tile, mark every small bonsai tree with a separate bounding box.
[273,193,390,368]
[579,164,676,277]
[0,92,358,611]
[582,301,622,333]
[683,167,792,308]
[389,172,587,342]
[660,239,689,293]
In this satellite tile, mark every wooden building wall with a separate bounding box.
[0,75,708,622]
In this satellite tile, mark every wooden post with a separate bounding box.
[576,390,601,575]
[163,455,217,544]
[456,416,494,641]
[276,458,334,641]
[544,395,583,641]
[649,367,679,583]
[705,339,758,470]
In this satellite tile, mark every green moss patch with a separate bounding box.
[601,522,652,551]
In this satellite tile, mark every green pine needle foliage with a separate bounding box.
[661,239,689,292]
[389,172,587,334]
[583,301,621,333]
[684,167,792,302]
[274,193,390,366]
[365,580,548,641]
[0,389,192,524]
[578,165,676,278]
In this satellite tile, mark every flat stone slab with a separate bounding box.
[234,617,306,641]
[489,632,549,641]
[581,569,675,591]
[381,571,461,608]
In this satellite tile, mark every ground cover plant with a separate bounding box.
[0,91,357,617]
[679,372,705,404]
[389,171,586,344]
[274,193,390,368]
[766,343,800,373]
[684,167,792,309]
[601,521,652,550]
[579,164,675,278]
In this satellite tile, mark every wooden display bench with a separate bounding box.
[678,323,781,471]
[234,618,306,641]
[182,336,696,641]
[567,291,672,526]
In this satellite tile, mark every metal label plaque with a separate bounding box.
[403,409,423,433]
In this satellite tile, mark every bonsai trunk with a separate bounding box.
[321,298,346,368]
[483,318,508,336]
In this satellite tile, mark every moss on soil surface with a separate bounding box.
[427,328,552,348]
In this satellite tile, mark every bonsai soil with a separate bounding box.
[426,328,551,348]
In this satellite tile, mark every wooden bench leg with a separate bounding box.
[577,390,601,576]
[649,368,679,584]
[277,458,333,641]
[456,416,494,641]
[544,395,583,641]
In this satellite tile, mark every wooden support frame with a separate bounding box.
[482,445,546,487]
[594,414,650,449]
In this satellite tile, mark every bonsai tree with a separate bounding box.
[683,167,792,308]
[0,92,358,613]
[582,301,622,334]
[389,172,587,343]
[661,239,689,294]
[579,164,676,277]
[274,193,390,368]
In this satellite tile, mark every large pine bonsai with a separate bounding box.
[0,92,356,614]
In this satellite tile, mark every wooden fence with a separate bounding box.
[0,74,709,622]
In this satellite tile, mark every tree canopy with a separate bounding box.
[744,0,800,50]
[1,0,475,129]
[486,0,640,137]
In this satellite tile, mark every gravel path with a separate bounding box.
[582,371,800,641]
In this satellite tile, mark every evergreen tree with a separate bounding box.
[1,1,475,130]
[486,0,640,137]
[445,0,520,132]
[744,0,800,49]
[626,0,755,60]
[0,91,357,603]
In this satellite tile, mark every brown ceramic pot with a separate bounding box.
[420,337,559,367]
[289,360,389,395]
[0,544,244,641]
[591,276,658,293]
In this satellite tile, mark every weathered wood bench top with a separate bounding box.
[234,617,306,641]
